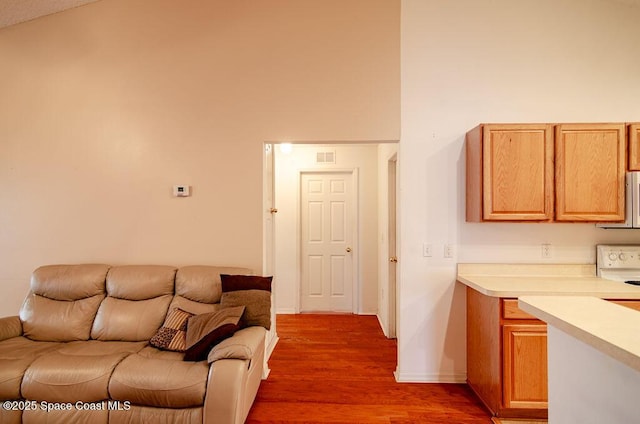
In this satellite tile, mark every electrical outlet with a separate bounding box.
[444,244,454,258]
[423,243,432,257]
[541,243,552,259]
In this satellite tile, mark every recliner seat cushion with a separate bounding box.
[109,405,202,424]
[21,341,146,402]
[109,346,208,408]
[22,407,108,424]
[0,337,61,399]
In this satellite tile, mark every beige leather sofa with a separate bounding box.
[0,264,267,424]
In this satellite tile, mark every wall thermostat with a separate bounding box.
[173,185,191,197]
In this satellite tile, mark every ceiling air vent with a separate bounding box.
[316,150,336,164]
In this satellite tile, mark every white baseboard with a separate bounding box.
[275,309,378,315]
[394,370,467,384]
[263,331,279,379]
[376,314,391,338]
[266,332,278,360]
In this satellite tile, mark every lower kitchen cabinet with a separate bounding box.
[612,300,640,312]
[466,287,548,419]
[502,324,548,409]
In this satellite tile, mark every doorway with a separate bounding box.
[265,143,398,320]
[300,170,356,312]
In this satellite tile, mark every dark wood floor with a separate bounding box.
[246,314,491,423]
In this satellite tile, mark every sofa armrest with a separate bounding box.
[203,327,266,424]
[0,316,23,341]
[207,326,266,363]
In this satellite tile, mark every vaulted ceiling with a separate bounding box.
[1,0,639,30]
[0,0,101,29]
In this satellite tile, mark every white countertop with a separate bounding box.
[519,296,640,373]
[457,263,640,298]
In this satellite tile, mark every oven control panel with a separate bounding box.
[597,245,640,269]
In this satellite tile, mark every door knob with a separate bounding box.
[346,247,352,253]
[389,256,398,263]
[269,208,278,214]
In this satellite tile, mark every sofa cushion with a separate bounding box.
[90,265,177,341]
[29,264,109,301]
[167,296,220,317]
[0,337,61,399]
[219,274,272,329]
[20,264,109,342]
[150,308,194,352]
[109,346,209,408]
[21,341,146,402]
[22,407,108,424]
[109,405,202,424]
[90,296,173,342]
[175,266,253,304]
[183,306,245,361]
[105,265,176,300]
[21,294,105,342]
[0,409,21,424]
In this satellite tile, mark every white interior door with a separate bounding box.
[300,171,354,312]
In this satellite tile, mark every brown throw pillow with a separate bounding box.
[183,306,245,362]
[219,274,272,330]
[149,308,194,352]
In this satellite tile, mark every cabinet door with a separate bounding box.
[555,124,626,221]
[629,124,640,171]
[481,124,554,221]
[610,300,640,312]
[502,324,548,409]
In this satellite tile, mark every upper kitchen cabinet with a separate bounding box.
[629,124,640,171]
[466,124,554,222]
[555,124,626,222]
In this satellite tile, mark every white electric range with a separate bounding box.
[597,244,640,286]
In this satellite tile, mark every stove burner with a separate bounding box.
[624,280,640,286]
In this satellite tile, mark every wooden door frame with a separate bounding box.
[262,143,278,374]
[387,154,398,338]
[297,168,360,314]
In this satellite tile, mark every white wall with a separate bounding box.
[548,326,640,423]
[400,0,640,382]
[273,144,381,314]
[0,0,399,316]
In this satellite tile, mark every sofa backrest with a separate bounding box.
[20,264,110,341]
[19,264,254,343]
[91,265,176,341]
[169,266,253,315]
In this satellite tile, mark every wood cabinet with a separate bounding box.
[610,300,640,312]
[466,122,627,223]
[555,123,626,221]
[466,124,554,222]
[466,288,548,419]
[502,324,547,409]
[466,289,640,420]
[629,124,640,171]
